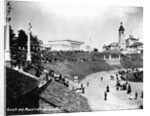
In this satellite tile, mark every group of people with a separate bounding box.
[47,70,69,87]
[102,69,143,101]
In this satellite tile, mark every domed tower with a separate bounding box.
[118,22,126,50]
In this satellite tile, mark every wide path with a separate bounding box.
[80,70,143,111]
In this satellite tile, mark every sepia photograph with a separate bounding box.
[4,0,143,115]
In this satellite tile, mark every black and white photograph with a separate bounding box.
[4,0,144,115]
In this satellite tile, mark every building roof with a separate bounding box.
[109,42,118,47]
[119,25,125,32]
[126,35,139,41]
[104,42,118,48]
[130,42,143,47]
[119,22,125,32]
[126,37,139,41]
[48,39,84,45]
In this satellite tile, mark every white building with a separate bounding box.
[47,40,84,51]
[103,22,143,54]
[103,42,119,51]
[126,41,143,54]
[126,35,139,47]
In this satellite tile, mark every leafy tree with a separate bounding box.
[93,48,98,53]
[17,29,27,48]
[9,25,16,48]
[9,26,16,57]
[10,28,44,76]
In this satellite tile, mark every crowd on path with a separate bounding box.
[80,68,143,110]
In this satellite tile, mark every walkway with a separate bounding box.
[80,70,143,111]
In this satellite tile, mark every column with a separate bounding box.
[5,22,10,61]
[27,31,31,61]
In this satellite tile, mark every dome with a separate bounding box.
[130,42,143,47]
[119,22,125,32]
[109,42,118,47]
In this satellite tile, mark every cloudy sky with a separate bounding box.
[9,0,143,51]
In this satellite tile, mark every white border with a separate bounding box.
[0,0,149,116]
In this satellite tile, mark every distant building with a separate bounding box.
[126,35,139,47]
[103,22,143,54]
[103,42,119,51]
[126,41,143,54]
[41,44,51,51]
[103,50,121,65]
[47,40,84,51]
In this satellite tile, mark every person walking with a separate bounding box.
[127,83,132,94]
[101,77,103,82]
[87,82,89,87]
[104,91,107,100]
[141,91,143,98]
[106,85,110,92]
[116,86,119,91]
[135,91,138,100]
[81,83,83,88]
[82,87,85,94]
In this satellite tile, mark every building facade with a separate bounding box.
[126,41,143,54]
[103,22,143,54]
[47,40,84,51]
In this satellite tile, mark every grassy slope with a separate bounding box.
[121,54,143,68]
[43,61,114,81]
[36,81,91,112]
[6,67,39,100]
[43,54,143,81]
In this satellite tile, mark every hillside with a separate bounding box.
[6,67,39,101]
[43,53,143,81]
[121,54,143,68]
[43,61,115,81]
[6,67,91,115]
[35,81,91,113]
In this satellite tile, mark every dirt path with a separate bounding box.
[80,70,143,111]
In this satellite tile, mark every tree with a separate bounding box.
[31,34,41,52]
[9,26,17,57]
[10,29,44,76]
[10,29,27,66]
[93,48,98,53]
[9,25,16,48]
[17,29,27,48]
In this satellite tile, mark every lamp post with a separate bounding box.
[27,22,32,61]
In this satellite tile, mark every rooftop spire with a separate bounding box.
[119,21,125,32]
[120,22,123,25]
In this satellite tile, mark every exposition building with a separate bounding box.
[42,39,92,52]
[103,22,143,54]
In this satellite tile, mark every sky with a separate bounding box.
[8,0,143,51]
